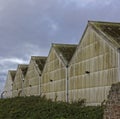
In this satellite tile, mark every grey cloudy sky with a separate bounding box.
[0,0,120,93]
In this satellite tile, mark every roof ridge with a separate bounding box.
[89,20,120,25]
[31,56,47,59]
[31,56,47,61]
[18,64,28,66]
[52,43,77,47]
[8,70,16,72]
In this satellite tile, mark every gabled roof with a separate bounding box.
[9,70,16,81]
[18,64,28,77]
[31,56,47,72]
[53,43,77,66]
[89,21,120,47]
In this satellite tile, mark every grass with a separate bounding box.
[0,96,104,119]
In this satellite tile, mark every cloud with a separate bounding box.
[0,57,27,64]
[0,56,28,94]
[23,43,48,58]
[0,0,120,93]
[58,0,113,8]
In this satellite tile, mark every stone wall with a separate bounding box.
[104,82,120,119]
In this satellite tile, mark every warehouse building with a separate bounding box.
[41,43,77,101]
[12,64,28,97]
[3,70,16,98]
[24,56,47,96]
[4,21,120,105]
[69,21,120,105]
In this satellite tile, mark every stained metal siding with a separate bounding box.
[69,26,119,105]
[4,72,13,98]
[41,48,66,101]
[12,69,23,97]
[24,61,40,96]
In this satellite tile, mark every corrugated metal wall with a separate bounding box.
[12,69,23,97]
[41,48,66,101]
[24,61,40,96]
[4,72,13,98]
[11,25,119,105]
[69,26,119,105]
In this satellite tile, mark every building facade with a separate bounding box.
[4,21,120,105]
[41,44,77,101]
[12,64,28,97]
[24,56,46,96]
[69,21,120,105]
[3,70,16,98]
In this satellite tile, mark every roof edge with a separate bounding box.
[88,20,120,24]
[53,43,77,66]
[31,56,47,60]
[18,64,29,67]
[8,70,16,72]
[89,21,120,48]
[52,43,77,47]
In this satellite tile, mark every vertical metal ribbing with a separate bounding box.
[38,73,40,95]
[21,70,25,97]
[39,74,41,96]
[66,65,69,102]
[118,48,120,82]
[33,61,41,96]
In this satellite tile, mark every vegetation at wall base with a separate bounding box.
[0,96,103,119]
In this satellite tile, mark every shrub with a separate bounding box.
[0,96,103,119]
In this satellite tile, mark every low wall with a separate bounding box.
[104,82,120,119]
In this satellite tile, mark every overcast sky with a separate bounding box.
[0,0,120,94]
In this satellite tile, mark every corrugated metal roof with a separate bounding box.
[18,64,28,77]
[9,70,16,81]
[31,56,47,72]
[53,44,77,65]
[89,21,120,47]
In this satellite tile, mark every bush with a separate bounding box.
[0,96,104,119]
